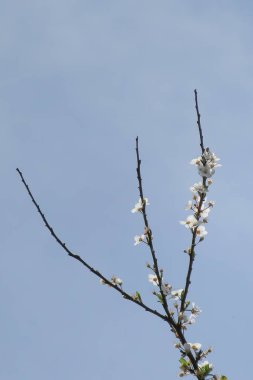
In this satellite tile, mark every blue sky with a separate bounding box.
[1,1,252,379]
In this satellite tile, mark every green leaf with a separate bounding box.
[179,357,190,368]
[220,377,228,380]
[135,291,142,302]
[156,293,163,303]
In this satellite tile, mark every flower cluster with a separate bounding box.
[190,147,221,178]
[130,147,224,379]
[180,148,220,242]
[176,148,221,377]
[179,356,213,378]
[147,272,201,328]
[177,302,202,329]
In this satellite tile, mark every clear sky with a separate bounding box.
[1,1,252,379]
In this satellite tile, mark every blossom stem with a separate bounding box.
[135,137,172,319]
[180,91,207,314]
[180,183,206,313]
[135,139,202,377]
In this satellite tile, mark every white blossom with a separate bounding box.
[171,289,184,300]
[188,313,197,324]
[198,360,213,371]
[198,163,215,178]
[134,234,145,245]
[196,225,208,238]
[191,303,202,316]
[180,215,198,229]
[190,182,206,194]
[190,156,202,166]
[111,276,123,286]
[199,206,211,219]
[148,274,159,286]
[203,148,221,166]
[190,342,201,351]
[185,200,193,210]
[131,197,150,213]
[183,342,201,353]
[191,148,221,179]
[161,283,172,295]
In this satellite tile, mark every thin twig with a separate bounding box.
[194,89,205,154]
[16,168,168,323]
[134,139,200,375]
[135,137,173,321]
[180,90,206,312]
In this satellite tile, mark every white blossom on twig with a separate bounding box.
[131,197,150,213]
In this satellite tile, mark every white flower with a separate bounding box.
[190,182,206,194]
[200,206,211,219]
[134,234,145,245]
[184,342,201,352]
[203,148,221,167]
[111,276,123,286]
[100,279,106,285]
[198,360,213,372]
[181,313,196,327]
[161,283,172,295]
[196,225,208,238]
[191,303,202,315]
[171,289,184,300]
[180,215,198,229]
[183,343,191,353]
[185,200,193,210]
[190,156,202,165]
[148,274,159,286]
[131,198,150,213]
[183,341,202,352]
[191,148,221,178]
[198,163,215,178]
[188,313,197,324]
[191,343,201,351]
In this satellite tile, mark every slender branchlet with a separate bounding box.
[180,91,206,313]
[194,89,205,154]
[16,168,168,323]
[135,137,200,374]
[135,137,173,321]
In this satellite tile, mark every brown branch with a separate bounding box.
[134,139,200,376]
[135,137,173,320]
[180,185,206,313]
[180,91,206,312]
[16,168,168,323]
[194,89,205,154]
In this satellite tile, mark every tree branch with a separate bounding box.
[134,139,200,375]
[16,168,168,323]
[194,89,205,154]
[180,90,206,312]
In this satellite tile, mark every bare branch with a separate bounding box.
[194,89,205,154]
[16,168,168,323]
[135,137,173,320]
